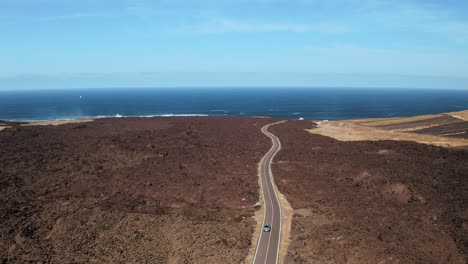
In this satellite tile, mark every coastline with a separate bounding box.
[2,110,467,150]
[2,89,468,123]
[1,113,211,123]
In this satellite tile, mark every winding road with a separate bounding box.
[253,121,286,264]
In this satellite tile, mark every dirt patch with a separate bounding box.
[369,115,461,131]
[0,117,275,263]
[271,120,467,263]
[383,182,413,203]
[21,119,94,127]
[446,110,468,121]
[358,114,442,127]
[294,208,337,227]
[376,149,394,155]
[330,110,468,145]
[414,121,468,139]
[278,191,293,264]
[311,119,468,148]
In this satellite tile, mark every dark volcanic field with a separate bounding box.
[1,117,467,264]
[0,117,273,263]
[271,121,468,263]
[414,121,468,139]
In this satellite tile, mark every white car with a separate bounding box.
[263,225,271,232]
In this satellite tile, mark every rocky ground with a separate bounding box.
[2,116,467,264]
[271,120,468,263]
[0,117,273,263]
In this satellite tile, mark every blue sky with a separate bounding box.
[1,0,468,89]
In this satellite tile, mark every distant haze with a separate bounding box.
[1,0,468,90]
[1,73,468,90]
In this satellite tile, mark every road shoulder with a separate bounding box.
[244,162,266,263]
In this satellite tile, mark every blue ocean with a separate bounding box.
[0,88,467,121]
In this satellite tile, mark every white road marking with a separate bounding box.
[253,121,286,264]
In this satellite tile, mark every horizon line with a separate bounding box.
[1,86,468,92]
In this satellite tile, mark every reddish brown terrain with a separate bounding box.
[271,121,468,263]
[0,117,273,263]
[2,116,467,264]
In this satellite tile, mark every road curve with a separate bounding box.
[253,121,286,264]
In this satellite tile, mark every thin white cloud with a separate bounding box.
[38,12,117,21]
[178,18,350,34]
[351,1,468,44]
[300,43,468,76]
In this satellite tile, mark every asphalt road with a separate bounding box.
[253,121,286,264]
